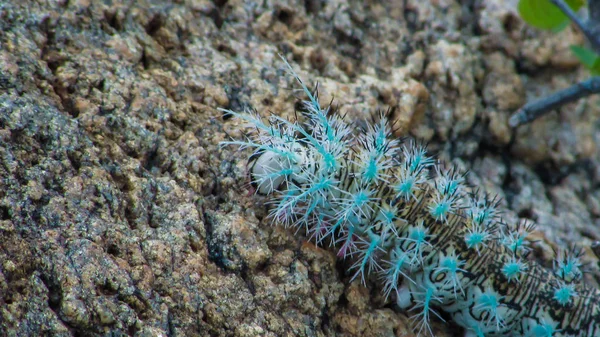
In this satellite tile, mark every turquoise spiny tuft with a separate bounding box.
[220,56,600,337]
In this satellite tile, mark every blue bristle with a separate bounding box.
[362,155,380,182]
[463,223,492,253]
[532,321,557,337]
[409,285,444,337]
[306,212,329,243]
[553,249,583,283]
[350,231,384,284]
[436,166,464,196]
[336,224,359,258]
[404,141,434,174]
[380,202,397,226]
[404,221,431,266]
[354,117,397,184]
[279,56,322,116]
[428,167,464,222]
[394,178,416,200]
[501,221,534,256]
[464,231,485,249]
[475,289,505,330]
[553,281,577,306]
[501,256,528,283]
[337,188,377,224]
[382,246,415,299]
[429,195,452,222]
[394,141,433,201]
[434,250,466,296]
[467,194,500,226]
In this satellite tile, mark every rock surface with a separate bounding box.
[0,0,599,336]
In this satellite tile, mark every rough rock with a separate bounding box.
[1,0,599,336]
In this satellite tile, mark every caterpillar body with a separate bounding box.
[221,57,600,337]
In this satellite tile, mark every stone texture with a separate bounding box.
[1,0,599,336]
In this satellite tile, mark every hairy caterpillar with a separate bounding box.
[221,56,600,337]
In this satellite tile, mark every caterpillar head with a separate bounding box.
[248,141,314,195]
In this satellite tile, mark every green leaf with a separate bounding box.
[550,19,571,33]
[570,45,597,67]
[570,45,600,75]
[518,0,585,30]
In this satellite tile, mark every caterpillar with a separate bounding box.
[220,56,600,337]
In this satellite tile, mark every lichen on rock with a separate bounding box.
[1,1,599,336]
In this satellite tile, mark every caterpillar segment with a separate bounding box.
[220,56,600,336]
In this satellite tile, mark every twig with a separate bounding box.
[551,0,600,54]
[590,0,600,25]
[509,77,600,127]
[510,1,600,127]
